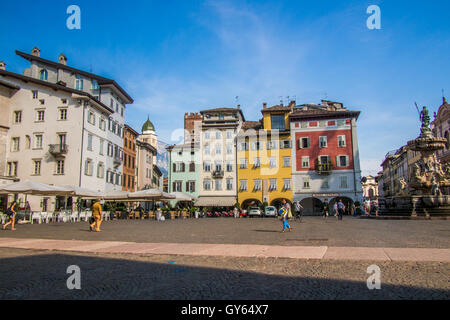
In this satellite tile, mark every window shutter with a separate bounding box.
[172,182,176,192]
[346,155,349,167]
[336,156,339,167]
[181,162,185,172]
[186,181,189,192]
[192,182,195,192]
[173,163,176,173]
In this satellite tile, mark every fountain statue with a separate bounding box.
[380,105,450,216]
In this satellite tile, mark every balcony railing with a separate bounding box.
[212,170,224,178]
[49,144,68,156]
[113,155,122,166]
[316,161,333,174]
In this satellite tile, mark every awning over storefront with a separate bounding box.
[194,196,236,207]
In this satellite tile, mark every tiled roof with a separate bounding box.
[241,121,262,130]
[290,108,360,120]
[261,105,292,113]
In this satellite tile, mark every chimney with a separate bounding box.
[58,53,67,65]
[31,47,40,57]
[0,61,5,70]
[289,100,295,112]
[237,104,240,109]
[263,102,267,109]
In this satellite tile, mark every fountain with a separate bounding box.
[380,106,450,217]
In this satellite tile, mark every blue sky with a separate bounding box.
[1,0,449,176]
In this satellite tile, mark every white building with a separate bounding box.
[0,47,133,211]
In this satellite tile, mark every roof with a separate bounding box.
[136,139,157,154]
[261,105,292,113]
[290,108,360,121]
[0,79,20,90]
[200,107,245,121]
[241,121,262,130]
[0,69,114,114]
[166,143,200,151]
[124,124,139,137]
[153,165,162,177]
[142,116,155,132]
[16,50,133,104]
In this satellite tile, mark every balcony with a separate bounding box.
[316,161,333,174]
[212,170,224,178]
[49,144,68,156]
[113,155,122,167]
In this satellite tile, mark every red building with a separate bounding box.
[290,100,363,214]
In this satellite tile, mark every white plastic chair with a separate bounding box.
[102,211,110,221]
[79,211,86,221]
[31,211,42,224]
[40,212,49,223]
[70,211,79,222]
[85,211,92,221]
[1,213,7,224]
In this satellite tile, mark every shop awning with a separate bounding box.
[194,196,236,207]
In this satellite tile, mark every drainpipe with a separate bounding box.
[79,101,86,187]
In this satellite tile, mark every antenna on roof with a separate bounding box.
[279,96,283,105]
[235,96,239,106]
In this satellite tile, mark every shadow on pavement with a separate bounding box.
[0,252,448,300]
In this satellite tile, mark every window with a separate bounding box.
[226,144,233,155]
[91,80,99,90]
[33,160,41,175]
[253,157,261,168]
[121,108,124,117]
[58,133,66,146]
[13,111,22,123]
[226,179,233,190]
[87,111,95,125]
[337,155,349,167]
[299,137,310,149]
[251,142,262,151]
[187,181,196,193]
[189,162,195,172]
[338,135,346,147]
[269,157,277,168]
[280,140,291,149]
[238,142,249,151]
[226,161,233,172]
[340,176,348,189]
[56,160,65,175]
[100,118,106,131]
[174,162,185,172]
[97,162,105,178]
[204,131,210,140]
[321,178,329,189]
[226,130,233,139]
[283,156,291,167]
[284,178,291,190]
[203,161,211,172]
[75,75,84,90]
[35,134,43,149]
[269,179,277,191]
[116,173,121,185]
[254,179,261,191]
[271,115,285,130]
[11,137,19,152]
[267,140,277,150]
[110,98,114,109]
[7,162,18,177]
[215,161,222,172]
[173,181,182,192]
[240,180,247,191]
[87,134,93,151]
[99,139,104,155]
[240,158,247,169]
[215,131,221,139]
[302,156,310,168]
[32,90,38,99]
[215,144,222,155]
[85,159,93,176]
[204,144,210,155]
[36,110,45,122]
[337,119,345,126]
[303,177,310,189]
[319,136,327,148]
[203,179,211,191]
[59,108,67,120]
[39,69,48,81]
[25,135,30,149]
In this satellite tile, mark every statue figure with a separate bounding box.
[419,106,432,137]
[431,176,442,196]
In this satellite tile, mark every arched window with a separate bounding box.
[39,69,48,81]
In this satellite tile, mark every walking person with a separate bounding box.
[337,199,345,220]
[2,201,17,231]
[279,205,292,233]
[333,201,338,219]
[322,199,329,219]
[233,206,239,219]
[89,198,103,232]
[294,201,303,221]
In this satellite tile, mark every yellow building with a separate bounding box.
[237,102,294,209]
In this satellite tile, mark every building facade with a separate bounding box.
[195,107,245,208]
[167,143,200,200]
[432,97,450,165]
[123,124,138,192]
[0,47,133,211]
[361,175,379,200]
[290,100,363,214]
[237,102,294,209]
[184,112,202,144]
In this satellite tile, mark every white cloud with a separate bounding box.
[360,158,382,177]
